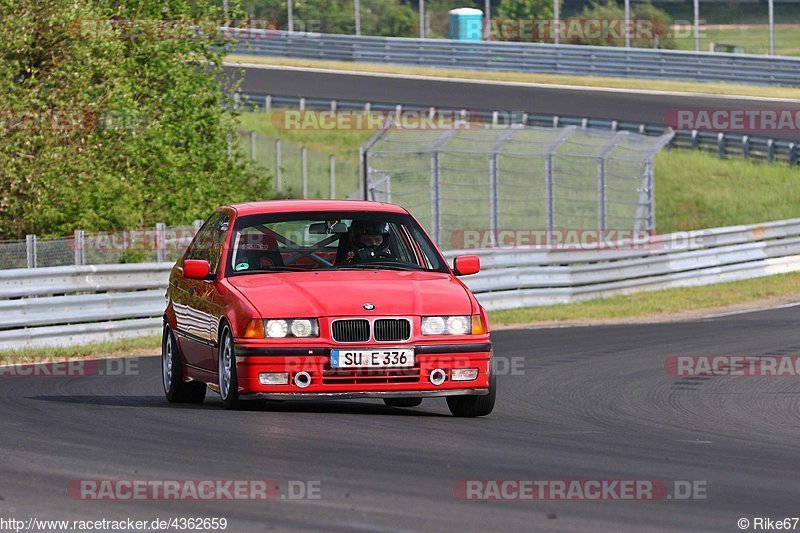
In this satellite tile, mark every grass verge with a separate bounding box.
[227,54,800,100]
[0,335,161,362]
[489,271,800,326]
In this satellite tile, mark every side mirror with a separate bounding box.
[453,255,480,276]
[183,259,211,280]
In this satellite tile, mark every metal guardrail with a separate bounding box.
[231,30,800,87]
[3,219,800,349]
[237,93,799,166]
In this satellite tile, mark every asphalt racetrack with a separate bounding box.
[2,306,800,531]
[229,65,800,141]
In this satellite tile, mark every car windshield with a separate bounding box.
[226,211,448,276]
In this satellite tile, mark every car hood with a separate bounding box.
[227,270,474,318]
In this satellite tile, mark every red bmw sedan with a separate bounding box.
[162,200,495,416]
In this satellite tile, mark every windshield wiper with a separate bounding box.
[231,266,316,275]
[337,262,421,271]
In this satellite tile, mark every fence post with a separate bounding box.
[544,126,576,246]
[431,150,441,245]
[276,140,282,192]
[250,131,257,160]
[488,129,516,247]
[597,131,627,238]
[329,155,336,199]
[74,230,85,266]
[359,146,367,200]
[301,146,308,198]
[25,234,37,268]
[156,223,166,263]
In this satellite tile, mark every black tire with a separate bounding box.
[218,325,241,410]
[383,397,423,408]
[446,373,496,417]
[162,325,206,404]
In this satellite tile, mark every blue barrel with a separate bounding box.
[448,8,483,41]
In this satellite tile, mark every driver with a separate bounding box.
[347,220,393,262]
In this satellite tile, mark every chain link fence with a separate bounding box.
[364,124,674,250]
[0,224,200,270]
[238,129,361,200]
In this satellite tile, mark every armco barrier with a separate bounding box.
[2,219,800,349]
[230,30,800,87]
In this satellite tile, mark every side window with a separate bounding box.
[185,212,230,275]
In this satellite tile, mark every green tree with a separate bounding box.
[565,0,674,48]
[0,0,267,239]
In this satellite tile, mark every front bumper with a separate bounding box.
[241,388,490,401]
[233,342,492,396]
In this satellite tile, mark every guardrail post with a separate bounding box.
[329,155,336,198]
[742,135,750,160]
[553,116,559,128]
[691,130,699,149]
[25,234,37,268]
[717,132,725,159]
[299,97,306,111]
[264,95,271,113]
[790,143,798,166]
[276,140,282,192]
[331,100,337,113]
[156,223,166,263]
[364,102,371,113]
[301,146,308,198]
[74,230,85,266]
[250,131,257,160]
[767,139,775,164]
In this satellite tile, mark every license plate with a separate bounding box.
[330,349,415,368]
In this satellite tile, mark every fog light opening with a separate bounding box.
[294,371,312,389]
[259,372,290,386]
[451,368,479,381]
[429,368,447,386]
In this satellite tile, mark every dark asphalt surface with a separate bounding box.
[228,65,800,141]
[3,306,800,532]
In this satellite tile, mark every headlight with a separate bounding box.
[422,315,471,335]
[265,319,319,338]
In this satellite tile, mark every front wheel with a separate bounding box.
[162,324,206,404]
[446,373,495,417]
[218,325,241,410]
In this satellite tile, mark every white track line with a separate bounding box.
[225,61,800,103]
